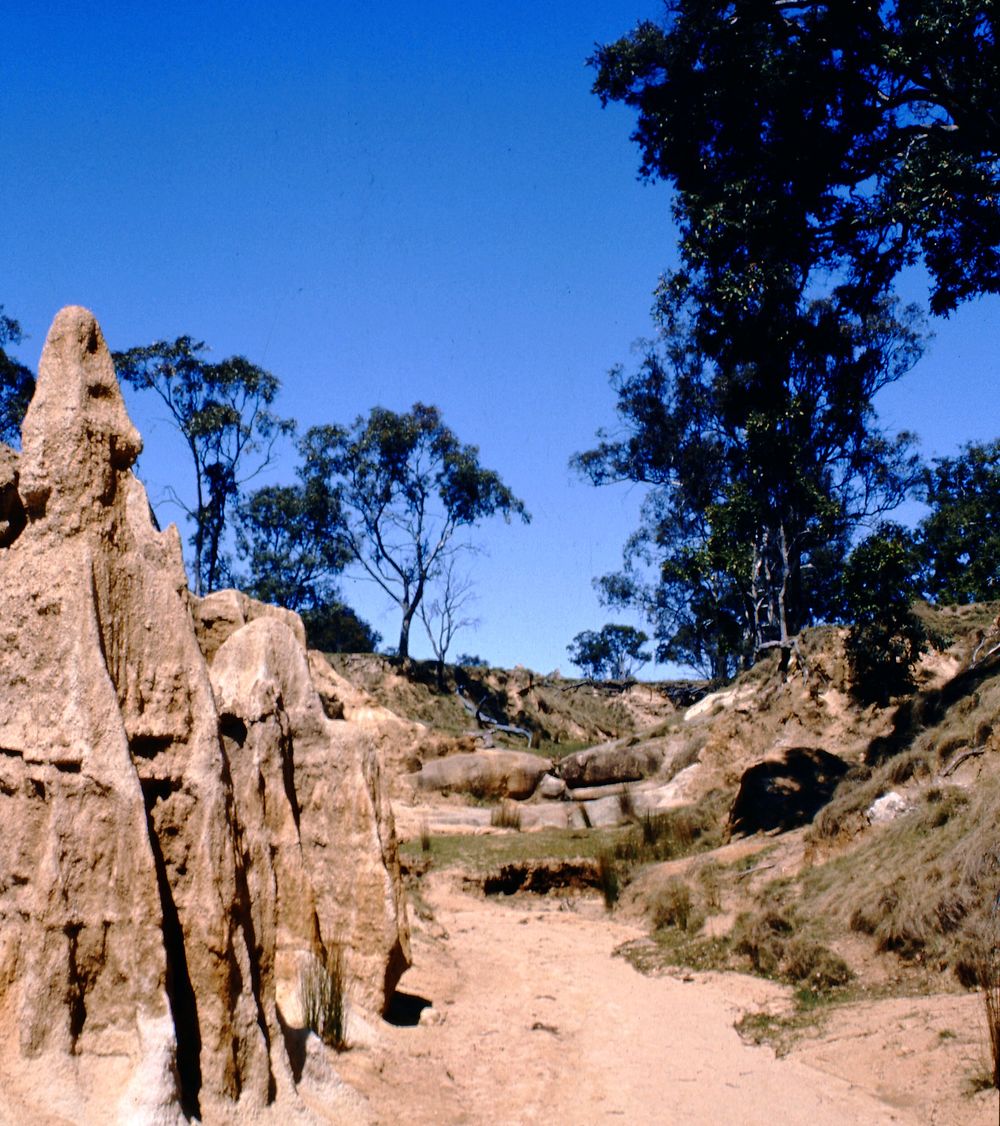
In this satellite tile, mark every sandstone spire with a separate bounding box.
[0,307,409,1123]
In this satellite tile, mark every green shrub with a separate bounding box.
[696,859,723,912]
[731,910,794,977]
[782,938,853,991]
[843,523,927,705]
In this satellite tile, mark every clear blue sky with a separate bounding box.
[4,3,998,674]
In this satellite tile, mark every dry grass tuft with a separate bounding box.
[300,946,348,1051]
[490,800,522,831]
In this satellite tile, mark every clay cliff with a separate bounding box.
[0,307,409,1124]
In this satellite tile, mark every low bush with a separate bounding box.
[782,938,853,991]
[731,910,795,977]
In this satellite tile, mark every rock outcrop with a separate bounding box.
[557,741,663,789]
[409,749,553,800]
[0,307,409,1123]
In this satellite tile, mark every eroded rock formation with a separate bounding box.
[0,307,409,1123]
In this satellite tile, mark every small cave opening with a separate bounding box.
[219,714,248,748]
[129,735,174,760]
[384,990,433,1027]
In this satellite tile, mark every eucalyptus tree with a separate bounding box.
[299,404,528,663]
[114,337,294,594]
[566,624,652,681]
[579,1,962,671]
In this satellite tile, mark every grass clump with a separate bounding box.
[616,794,726,871]
[954,915,1000,1091]
[490,800,522,830]
[597,849,620,911]
[651,878,699,932]
[300,946,348,1051]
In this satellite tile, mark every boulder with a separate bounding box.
[536,773,567,800]
[412,750,552,799]
[557,741,663,789]
[189,586,306,663]
[728,747,849,836]
[867,790,911,825]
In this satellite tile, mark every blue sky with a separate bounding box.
[4,3,998,674]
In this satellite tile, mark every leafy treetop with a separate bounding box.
[114,337,294,595]
[299,403,529,662]
[567,623,652,681]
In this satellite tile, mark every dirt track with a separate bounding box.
[334,875,995,1125]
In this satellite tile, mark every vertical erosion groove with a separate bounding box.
[141,782,202,1120]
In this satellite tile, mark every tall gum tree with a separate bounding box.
[578,1,981,671]
[114,337,294,595]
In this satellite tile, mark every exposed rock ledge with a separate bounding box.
[0,307,409,1124]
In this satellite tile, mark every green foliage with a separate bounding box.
[567,623,651,680]
[920,439,1000,604]
[114,337,294,594]
[580,0,1000,676]
[844,523,928,704]
[299,602,381,654]
[576,287,924,675]
[650,877,698,932]
[233,480,380,652]
[235,482,347,609]
[299,404,528,661]
[0,308,34,448]
[590,2,1000,316]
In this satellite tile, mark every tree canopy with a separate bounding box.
[299,404,529,662]
[920,439,1000,605]
[575,290,924,674]
[114,337,294,595]
[567,624,652,681]
[591,1,1000,318]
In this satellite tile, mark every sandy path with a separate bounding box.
[336,878,924,1125]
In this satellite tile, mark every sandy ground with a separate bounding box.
[333,876,999,1125]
